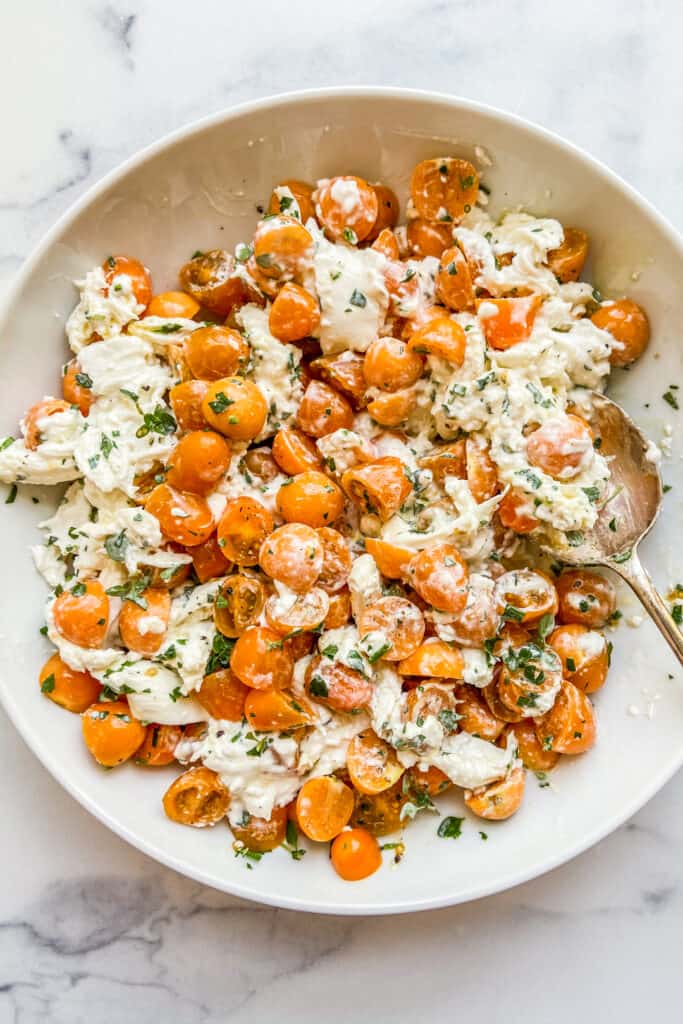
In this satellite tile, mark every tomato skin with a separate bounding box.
[410,157,479,222]
[82,701,146,767]
[455,684,506,741]
[268,179,316,222]
[478,295,543,350]
[501,719,559,772]
[185,325,250,381]
[548,624,609,694]
[592,299,650,367]
[103,255,152,308]
[244,688,313,731]
[497,490,539,534]
[526,414,593,480]
[179,249,260,316]
[169,380,209,432]
[62,361,94,415]
[371,228,400,260]
[547,228,589,283]
[408,317,466,366]
[217,496,273,566]
[146,291,200,319]
[231,806,289,852]
[276,471,345,528]
[304,655,373,712]
[296,775,355,841]
[39,653,101,713]
[364,538,414,580]
[197,668,248,720]
[331,828,382,881]
[297,380,354,437]
[494,569,558,624]
[119,587,171,656]
[366,388,416,427]
[341,457,412,521]
[269,282,320,342]
[436,247,475,312]
[272,426,322,475]
[163,766,230,826]
[191,533,232,582]
[363,336,424,392]
[202,376,268,440]
[464,765,526,821]
[230,626,294,690]
[310,352,367,409]
[53,580,109,649]
[368,184,400,240]
[407,544,469,615]
[316,527,352,593]
[535,679,597,754]
[165,430,232,495]
[214,573,267,637]
[135,724,183,766]
[259,522,323,592]
[145,484,215,547]
[406,218,453,258]
[315,176,378,243]
[347,729,404,794]
[358,597,425,661]
[556,570,616,628]
[24,399,72,450]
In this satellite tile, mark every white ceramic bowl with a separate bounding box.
[1,88,682,915]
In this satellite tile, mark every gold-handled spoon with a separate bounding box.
[542,392,683,665]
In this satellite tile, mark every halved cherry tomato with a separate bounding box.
[252,215,314,280]
[464,765,525,820]
[24,399,72,450]
[143,553,191,590]
[331,828,382,881]
[179,249,260,316]
[359,596,424,661]
[268,179,316,222]
[259,522,323,592]
[410,158,479,222]
[455,683,506,741]
[82,701,146,767]
[39,653,101,713]
[500,720,559,772]
[242,448,279,482]
[436,247,475,311]
[341,457,412,521]
[466,438,499,502]
[315,176,378,243]
[53,580,109,648]
[191,534,232,582]
[364,538,414,580]
[118,587,171,656]
[371,228,400,260]
[310,352,367,409]
[346,729,404,794]
[145,484,215,547]
[497,490,539,534]
[495,569,558,624]
[547,228,589,283]
[407,544,469,614]
[135,724,183,766]
[197,668,248,720]
[556,570,616,628]
[265,586,330,635]
[398,639,464,678]
[408,317,466,365]
[269,282,320,342]
[405,682,458,731]
[202,376,267,440]
[305,655,373,712]
[185,325,250,381]
[272,426,322,475]
[526,414,593,480]
[350,778,410,835]
[231,806,288,852]
[444,575,499,646]
[482,676,524,724]
[418,440,466,485]
[296,775,355,841]
[297,380,354,437]
[103,255,152,308]
[363,336,424,392]
[406,218,453,257]
[409,765,452,797]
[535,679,597,754]
[276,471,344,527]
[162,766,230,826]
[244,688,313,731]
[478,295,543,350]
[366,388,416,427]
[324,589,352,629]
[316,527,352,593]
[217,496,273,566]
[591,298,650,367]
[62,361,93,415]
[169,379,209,432]
[214,573,266,637]
[368,184,400,239]
[146,291,200,319]
[497,640,563,715]
[165,430,231,495]
[230,625,294,690]
[548,624,609,693]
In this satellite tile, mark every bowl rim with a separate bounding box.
[2,85,682,916]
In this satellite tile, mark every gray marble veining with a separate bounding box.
[1,1,682,1020]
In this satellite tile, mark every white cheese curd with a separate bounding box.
[77,334,173,403]
[44,600,123,675]
[66,267,142,352]
[316,428,376,475]
[317,625,371,677]
[347,552,382,623]
[461,648,495,687]
[0,406,82,485]
[298,708,370,777]
[272,185,301,220]
[217,453,289,516]
[127,316,201,350]
[311,233,388,354]
[237,304,304,440]
[112,661,208,725]
[429,731,516,790]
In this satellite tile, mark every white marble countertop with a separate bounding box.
[1,1,682,1020]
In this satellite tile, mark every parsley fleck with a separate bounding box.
[437,816,464,839]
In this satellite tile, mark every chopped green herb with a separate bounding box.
[437,816,464,839]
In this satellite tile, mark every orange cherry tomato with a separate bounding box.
[268,178,316,222]
[191,533,232,582]
[350,778,410,835]
[407,544,469,614]
[347,729,405,794]
[455,683,506,741]
[591,298,650,367]
[305,655,373,712]
[363,538,414,580]
[341,457,412,521]
[214,572,267,637]
[259,522,323,592]
[53,580,109,648]
[169,379,209,432]
[118,587,171,656]
[145,483,215,547]
[297,380,354,437]
[436,246,475,311]
[272,426,322,475]
[202,376,268,440]
[478,295,543,350]
[410,157,479,222]
[546,228,589,283]
[82,701,146,767]
[231,806,288,852]
[526,414,593,480]
[103,255,152,308]
[24,399,72,450]
[535,679,597,754]
[497,640,563,715]
[358,596,425,661]
[444,577,499,647]
[185,325,250,381]
[324,589,352,629]
[165,430,231,495]
[495,569,558,624]
[409,765,452,797]
[268,282,320,342]
[179,249,260,317]
[62,361,93,415]
[408,317,466,366]
[497,490,540,534]
[368,184,400,240]
[252,215,314,280]
[39,652,101,713]
[163,766,230,826]
[556,570,616,628]
[418,440,466,485]
[244,688,313,731]
[331,828,382,881]
[398,639,464,678]
[366,388,416,427]
[316,527,352,593]
[466,438,499,502]
[135,724,183,767]
[296,775,355,841]
[363,336,424,392]
[146,291,200,319]
[548,623,609,694]
[265,587,330,635]
[406,218,453,258]
[482,676,524,724]
[143,553,192,590]
[241,448,279,483]
[276,471,345,528]
[196,668,248,720]
[371,228,400,260]
[315,175,379,243]
[464,765,525,820]
[501,720,559,772]
[230,625,294,690]
[217,496,273,567]
[310,352,368,409]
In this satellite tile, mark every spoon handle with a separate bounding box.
[609,551,683,667]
